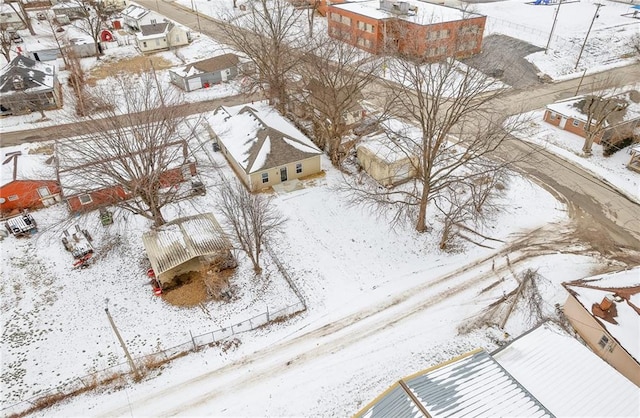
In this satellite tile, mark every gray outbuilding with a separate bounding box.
[169,53,240,92]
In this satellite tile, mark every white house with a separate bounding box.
[207,103,323,192]
[120,4,161,31]
[136,22,190,52]
[0,3,25,30]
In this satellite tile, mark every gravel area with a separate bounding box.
[462,34,545,89]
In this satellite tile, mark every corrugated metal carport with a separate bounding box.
[142,213,234,288]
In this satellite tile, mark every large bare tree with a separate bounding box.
[348,57,527,233]
[216,179,287,274]
[0,24,12,63]
[6,0,35,35]
[579,93,629,156]
[219,0,308,113]
[57,70,200,227]
[69,0,111,59]
[295,34,381,167]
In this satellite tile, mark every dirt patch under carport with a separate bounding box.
[461,34,546,89]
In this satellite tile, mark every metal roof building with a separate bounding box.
[355,349,552,418]
[142,213,233,288]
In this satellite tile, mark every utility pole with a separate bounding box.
[149,60,165,108]
[575,3,604,70]
[191,0,202,33]
[105,300,141,380]
[545,0,563,54]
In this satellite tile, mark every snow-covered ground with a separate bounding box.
[1,1,638,415]
[2,130,610,414]
[517,108,640,202]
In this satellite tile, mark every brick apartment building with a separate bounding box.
[327,0,486,61]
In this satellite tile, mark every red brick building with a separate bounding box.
[0,150,61,216]
[543,91,640,146]
[327,0,486,60]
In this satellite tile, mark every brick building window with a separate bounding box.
[572,120,580,127]
[79,194,93,205]
[440,29,450,39]
[357,37,372,48]
[7,195,18,201]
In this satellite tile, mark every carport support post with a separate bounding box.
[105,306,141,380]
[190,330,197,351]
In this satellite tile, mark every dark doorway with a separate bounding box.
[280,167,288,182]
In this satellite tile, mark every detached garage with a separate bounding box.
[169,53,240,92]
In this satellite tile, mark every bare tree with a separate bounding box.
[348,58,527,233]
[219,0,308,113]
[217,179,287,274]
[0,24,12,63]
[70,0,110,59]
[296,34,380,167]
[630,32,640,56]
[579,93,629,156]
[57,70,201,227]
[6,0,35,35]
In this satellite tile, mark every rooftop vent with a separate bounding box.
[12,74,24,90]
[379,0,411,15]
[599,295,614,311]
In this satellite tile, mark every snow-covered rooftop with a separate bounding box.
[331,0,483,25]
[357,118,419,164]
[0,145,56,187]
[170,53,239,78]
[207,103,322,174]
[142,213,232,277]
[563,267,640,362]
[121,4,149,20]
[355,349,551,418]
[494,322,640,417]
[546,90,640,126]
[0,55,55,94]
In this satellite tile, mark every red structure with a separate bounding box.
[327,0,486,61]
[0,151,61,216]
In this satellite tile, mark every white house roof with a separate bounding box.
[1,146,56,187]
[494,322,640,417]
[563,267,640,363]
[207,103,322,174]
[121,4,149,20]
[142,213,231,277]
[331,1,482,24]
[357,118,419,164]
[546,90,640,126]
[355,349,551,418]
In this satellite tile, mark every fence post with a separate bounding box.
[211,331,215,343]
[189,330,197,351]
[266,306,270,322]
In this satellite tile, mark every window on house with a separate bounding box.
[549,112,556,119]
[572,120,580,127]
[7,195,18,201]
[79,194,93,205]
[155,38,161,46]
[37,186,50,197]
[296,163,302,174]
[225,69,231,75]
[598,335,609,349]
[143,41,147,48]
[261,172,269,183]
[150,18,157,24]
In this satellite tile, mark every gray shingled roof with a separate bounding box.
[190,53,240,73]
[139,22,171,36]
[0,55,55,93]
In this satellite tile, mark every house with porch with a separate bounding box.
[543,90,640,148]
[562,267,640,387]
[0,148,61,216]
[327,0,486,60]
[169,53,240,92]
[207,103,323,192]
[0,55,62,116]
[136,22,190,53]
